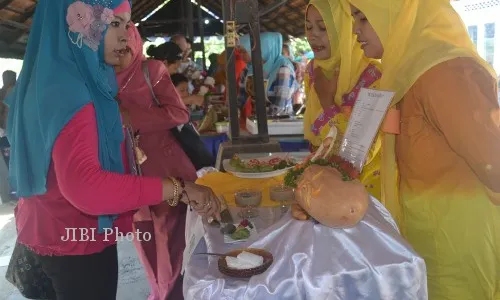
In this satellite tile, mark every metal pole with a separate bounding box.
[197,0,206,71]
[223,0,240,140]
[248,0,269,141]
[186,0,194,41]
[180,0,186,35]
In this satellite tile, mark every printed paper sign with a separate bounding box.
[338,88,395,171]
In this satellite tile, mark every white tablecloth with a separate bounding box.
[183,197,427,300]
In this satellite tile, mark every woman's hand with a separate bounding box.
[314,67,339,109]
[182,182,222,220]
[182,95,205,106]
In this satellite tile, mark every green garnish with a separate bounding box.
[229,155,295,173]
[231,228,250,240]
[284,158,355,188]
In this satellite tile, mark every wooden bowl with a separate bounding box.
[218,248,273,278]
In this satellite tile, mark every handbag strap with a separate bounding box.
[141,60,185,132]
[142,61,163,107]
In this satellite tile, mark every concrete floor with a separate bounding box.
[0,203,151,300]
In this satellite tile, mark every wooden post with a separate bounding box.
[186,0,194,41]
[247,0,269,141]
[197,0,206,71]
[223,0,240,140]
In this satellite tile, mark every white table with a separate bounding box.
[183,198,428,300]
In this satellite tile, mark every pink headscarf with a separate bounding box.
[116,24,189,134]
[116,24,144,88]
[113,0,131,14]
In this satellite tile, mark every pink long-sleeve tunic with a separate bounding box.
[15,103,164,256]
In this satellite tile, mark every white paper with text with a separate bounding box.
[338,88,395,171]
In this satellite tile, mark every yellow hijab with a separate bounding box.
[349,0,497,226]
[303,0,379,145]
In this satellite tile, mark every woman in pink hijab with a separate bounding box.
[116,25,196,300]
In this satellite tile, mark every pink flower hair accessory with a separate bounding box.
[67,1,94,35]
[67,1,116,51]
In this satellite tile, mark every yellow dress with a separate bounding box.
[303,66,382,199]
[302,0,383,200]
[350,0,500,298]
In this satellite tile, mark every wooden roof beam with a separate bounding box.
[2,3,36,44]
[0,0,15,10]
[0,18,29,30]
[5,6,24,14]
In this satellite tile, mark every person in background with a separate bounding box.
[116,24,204,300]
[207,53,219,77]
[238,32,299,116]
[5,1,221,298]
[170,34,190,61]
[0,70,16,130]
[0,70,16,99]
[147,42,184,75]
[349,0,500,299]
[281,43,305,110]
[171,34,201,93]
[0,70,15,202]
[282,43,294,61]
[214,47,249,89]
[214,48,249,128]
[171,73,204,107]
[171,73,190,98]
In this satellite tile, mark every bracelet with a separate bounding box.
[167,177,179,207]
[176,177,186,203]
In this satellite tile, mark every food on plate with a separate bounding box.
[295,165,369,228]
[220,224,237,234]
[291,203,309,220]
[231,227,250,240]
[229,154,296,173]
[284,154,360,188]
[225,251,264,270]
[284,127,360,188]
[222,219,254,240]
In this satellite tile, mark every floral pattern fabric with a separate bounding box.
[66,1,114,51]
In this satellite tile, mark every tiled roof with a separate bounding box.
[0,0,309,59]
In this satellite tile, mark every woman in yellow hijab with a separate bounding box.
[303,0,383,199]
[349,0,500,299]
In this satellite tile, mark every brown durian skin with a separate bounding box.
[295,165,369,228]
[291,203,309,220]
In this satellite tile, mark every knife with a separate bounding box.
[207,195,234,227]
[219,195,234,224]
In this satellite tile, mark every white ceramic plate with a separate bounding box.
[223,153,304,179]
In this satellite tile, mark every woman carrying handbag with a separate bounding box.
[4,1,221,298]
[115,25,212,300]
